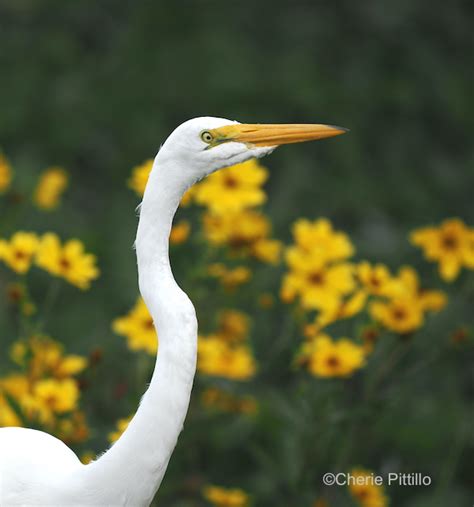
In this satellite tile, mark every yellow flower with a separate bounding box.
[282,219,358,312]
[305,290,367,333]
[203,485,249,507]
[0,153,12,193]
[194,159,268,213]
[410,218,472,281]
[128,159,153,196]
[463,229,474,268]
[203,209,268,246]
[370,297,424,334]
[12,335,88,380]
[34,378,80,414]
[57,411,89,444]
[108,415,133,443]
[208,263,252,290]
[30,337,64,376]
[36,233,99,289]
[391,266,447,312]
[281,260,355,310]
[170,220,191,245]
[33,167,68,210]
[368,266,446,334]
[10,340,27,365]
[112,297,157,354]
[203,209,282,264]
[198,308,256,380]
[302,334,366,378]
[198,336,257,380]
[28,336,60,374]
[0,375,40,424]
[0,393,22,426]
[357,262,397,296]
[286,218,354,268]
[203,209,268,245]
[348,468,388,507]
[0,232,39,274]
[217,309,250,342]
[1,336,87,430]
[54,355,88,378]
[0,374,30,399]
[252,238,282,264]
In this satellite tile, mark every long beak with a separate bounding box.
[209,123,348,147]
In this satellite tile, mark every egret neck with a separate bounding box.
[83,154,197,506]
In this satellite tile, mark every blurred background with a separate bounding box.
[0,1,473,506]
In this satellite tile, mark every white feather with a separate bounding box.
[0,116,274,506]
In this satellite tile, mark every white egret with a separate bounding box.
[0,117,347,506]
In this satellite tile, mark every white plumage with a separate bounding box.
[0,117,346,506]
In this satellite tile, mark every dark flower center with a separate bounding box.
[143,318,154,330]
[14,250,27,260]
[45,395,57,407]
[442,234,458,250]
[224,175,239,188]
[363,328,379,343]
[60,257,71,270]
[229,236,252,248]
[7,286,23,302]
[392,307,407,321]
[326,355,340,369]
[356,488,370,499]
[370,275,381,287]
[309,272,325,285]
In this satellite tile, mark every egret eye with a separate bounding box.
[200,131,213,143]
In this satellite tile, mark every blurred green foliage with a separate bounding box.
[0,1,473,506]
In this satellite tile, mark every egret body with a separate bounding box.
[0,117,346,506]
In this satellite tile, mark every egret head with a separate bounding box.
[158,116,348,186]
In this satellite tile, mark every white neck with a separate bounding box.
[82,155,197,506]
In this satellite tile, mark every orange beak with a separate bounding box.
[208,123,348,147]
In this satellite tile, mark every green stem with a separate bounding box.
[434,419,469,495]
[333,339,411,473]
[0,192,27,235]
[35,278,62,333]
[364,339,411,402]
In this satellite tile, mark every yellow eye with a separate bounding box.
[200,131,213,143]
